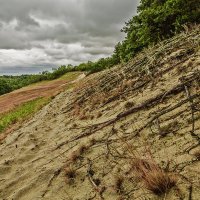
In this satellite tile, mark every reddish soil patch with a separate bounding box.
[0,73,83,114]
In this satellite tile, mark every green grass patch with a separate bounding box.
[25,72,82,87]
[0,97,50,133]
[59,72,83,90]
[58,71,82,81]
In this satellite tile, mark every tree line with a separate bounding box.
[0,65,75,95]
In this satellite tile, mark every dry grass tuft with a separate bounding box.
[73,104,81,116]
[113,175,124,194]
[79,111,89,120]
[77,144,89,155]
[131,158,177,195]
[91,92,107,108]
[89,138,97,146]
[119,138,177,195]
[69,151,80,162]
[124,101,135,109]
[96,111,102,118]
[69,144,90,163]
[64,166,76,183]
[193,150,200,160]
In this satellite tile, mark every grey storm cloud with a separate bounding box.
[0,0,140,75]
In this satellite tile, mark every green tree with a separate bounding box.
[118,0,200,62]
[0,79,12,95]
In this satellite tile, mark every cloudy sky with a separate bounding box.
[0,0,139,75]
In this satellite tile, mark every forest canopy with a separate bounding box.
[114,0,200,62]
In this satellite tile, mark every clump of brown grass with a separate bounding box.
[89,138,97,146]
[69,144,89,163]
[193,150,200,160]
[79,111,89,120]
[113,175,124,194]
[64,166,76,183]
[72,104,81,116]
[96,111,102,118]
[120,139,177,195]
[124,101,135,109]
[77,144,89,155]
[69,151,80,162]
[131,158,177,195]
[91,92,107,108]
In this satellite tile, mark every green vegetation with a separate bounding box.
[74,57,119,74]
[58,71,81,81]
[116,0,200,62]
[0,79,12,95]
[0,98,50,133]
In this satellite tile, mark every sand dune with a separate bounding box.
[0,28,200,200]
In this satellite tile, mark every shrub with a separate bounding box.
[115,0,200,62]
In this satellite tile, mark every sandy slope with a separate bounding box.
[0,28,200,200]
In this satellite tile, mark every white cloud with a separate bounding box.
[0,0,140,74]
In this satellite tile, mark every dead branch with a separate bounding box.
[135,93,200,136]
[184,85,200,142]
[70,71,200,142]
[101,55,194,107]
[188,185,193,200]
[41,168,61,197]
[87,159,105,200]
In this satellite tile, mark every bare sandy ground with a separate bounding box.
[0,29,199,200]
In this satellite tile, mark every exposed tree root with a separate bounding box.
[71,71,200,142]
